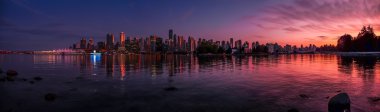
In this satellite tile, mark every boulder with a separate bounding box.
[6,70,18,77]
[328,93,350,112]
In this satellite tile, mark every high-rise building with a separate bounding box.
[106,33,115,50]
[230,38,234,48]
[87,37,94,50]
[178,36,184,51]
[150,35,157,52]
[188,36,196,53]
[235,40,242,49]
[221,41,226,48]
[120,32,125,47]
[169,29,174,51]
[173,34,177,51]
[80,37,86,49]
[169,29,173,40]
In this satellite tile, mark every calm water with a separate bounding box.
[1,54,380,112]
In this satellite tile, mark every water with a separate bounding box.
[0,54,380,112]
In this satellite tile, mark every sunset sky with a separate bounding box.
[1,0,380,50]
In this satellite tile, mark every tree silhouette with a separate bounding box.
[337,34,352,52]
[338,25,379,52]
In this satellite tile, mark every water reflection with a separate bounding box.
[52,54,380,81]
[1,54,380,111]
[338,56,380,76]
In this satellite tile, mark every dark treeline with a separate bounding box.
[337,26,380,52]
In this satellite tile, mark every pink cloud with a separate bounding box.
[240,0,380,46]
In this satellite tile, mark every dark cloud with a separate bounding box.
[317,36,328,40]
[283,27,301,32]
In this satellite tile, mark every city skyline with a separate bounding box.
[1,0,380,50]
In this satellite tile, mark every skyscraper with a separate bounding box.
[106,33,115,50]
[169,29,173,40]
[173,34,177,51]
[87,37,94,49]
[169,29,173,51]
[230,38,234,48]
[80,37,86,49]
[120,32,125,47]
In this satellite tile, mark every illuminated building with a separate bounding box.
[120,32,125,47]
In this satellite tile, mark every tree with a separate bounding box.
[337,34,352,52]
[353,26,377,51]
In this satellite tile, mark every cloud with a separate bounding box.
[283,27,302,32]
[317,36,328,40]
[243,0,380,44]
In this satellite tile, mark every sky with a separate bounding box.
[1,0,380,50]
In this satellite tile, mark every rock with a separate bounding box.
[164,86,178,91]
[368,97,380,103]
[33,76,42,81]
[287,108,299,112]
[328,93,350,112]
[299,94,309,99]
[44,93,57,101]
[6,70,18,77]
[0,68,3,74]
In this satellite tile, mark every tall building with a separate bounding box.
[230,38,234,48]
[178,36,184,51]
[169,29,174,51]
[235,40,242,49]
[120,32,125,47]
[106,33,115,50]
[173,34,177,51]
[169,29,173,40]
[150,35,157,52]
[80,37,86,49]
[188,36,196,53]
[87,37,94,50]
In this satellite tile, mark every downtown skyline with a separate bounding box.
[1,0,380,50]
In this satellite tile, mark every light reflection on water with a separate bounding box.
[0,54,380,112]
